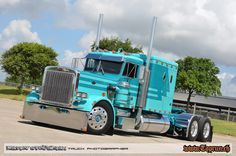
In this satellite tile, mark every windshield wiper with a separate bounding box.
[91,61,99,72]
[98,60,105,75]
[99,61,105,75]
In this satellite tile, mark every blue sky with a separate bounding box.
[0,0,236,97]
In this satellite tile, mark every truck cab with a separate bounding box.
[79,52,143,110]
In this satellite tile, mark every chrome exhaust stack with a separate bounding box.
[134,17,170,134]
[94,13,104,51]
[135,16,157,129]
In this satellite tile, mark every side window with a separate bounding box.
[162,72,166,81]
[170,75,173,83]
[123,63,138,78]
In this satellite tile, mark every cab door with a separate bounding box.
[115,62,139,109]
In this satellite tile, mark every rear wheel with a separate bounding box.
[197,117,212,142]
[187,116,199,141]
[87,102,113,135]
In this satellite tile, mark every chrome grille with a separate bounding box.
[41,70,75,105]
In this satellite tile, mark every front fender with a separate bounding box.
[26,91,40,102]
[74,95,116,127]
[73,95,112,111]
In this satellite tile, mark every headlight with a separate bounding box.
[76,92,88,98]
[35,87,41,92]
[31,86,41,93]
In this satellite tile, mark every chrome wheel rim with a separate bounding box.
[190,120,198,137]
[88,106,108,130]
[203,122,210,138]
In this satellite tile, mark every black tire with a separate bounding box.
[197,117,213,142]
[87,101,114,135]
[187,116,199,141]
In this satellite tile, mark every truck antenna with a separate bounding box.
[94,13,104,51]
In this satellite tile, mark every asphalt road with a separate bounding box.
[0,99,235,156]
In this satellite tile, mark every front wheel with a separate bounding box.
[197,117,213,142]
[87,102,113,135]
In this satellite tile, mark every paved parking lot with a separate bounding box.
[0,99,235,155]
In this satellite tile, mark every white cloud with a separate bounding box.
[0,0,20,7]
[217,72,236,97]
[2,0,236,67]
[60,50,88,70]
[57,0,236,66]
[0,19,41,51]
[0,0,66,18]
[78,31,96,51]
[142,46,181,62]
[78,30,118,50]
[155,51,180,62]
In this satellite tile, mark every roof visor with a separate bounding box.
[85,53,124,62]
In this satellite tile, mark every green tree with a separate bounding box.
[1,42,58,94]
[176,56,221,112]
[91,37,142,53]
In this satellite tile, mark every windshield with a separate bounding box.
[84,58,122,74]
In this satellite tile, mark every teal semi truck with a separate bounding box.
[21,15,213,142]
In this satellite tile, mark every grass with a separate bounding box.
[0,84,30,101]
[211,119,236,137]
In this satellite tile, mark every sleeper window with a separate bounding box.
[170,75,173,83]
[163,72,166,81]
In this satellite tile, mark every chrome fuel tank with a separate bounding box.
[139,115,170,134]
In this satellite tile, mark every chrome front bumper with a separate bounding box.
[21,102,88,132]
